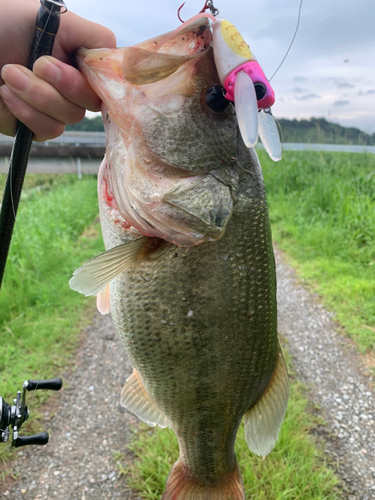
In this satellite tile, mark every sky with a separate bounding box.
[66,0,375,133]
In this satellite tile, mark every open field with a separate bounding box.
[0,174,104,398]
[261,150,375,353]
[0,174,104,463]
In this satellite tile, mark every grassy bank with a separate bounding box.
[261,150,375,353]
[121,359,340,499]
[0,174,104,460]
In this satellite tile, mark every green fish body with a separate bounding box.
[72,16,289,500]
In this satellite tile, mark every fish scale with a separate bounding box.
[72,15,289,499]
[107,161,277,484]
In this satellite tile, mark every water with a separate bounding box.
[257,142,375,154]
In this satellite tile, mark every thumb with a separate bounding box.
[53,10,116,61]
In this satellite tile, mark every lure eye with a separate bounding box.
[254,83,267,102]
[205,85,230,113]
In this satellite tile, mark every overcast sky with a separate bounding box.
[67,0,375,133]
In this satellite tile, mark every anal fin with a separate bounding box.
[244,345,289,457]
[121,369,171,429]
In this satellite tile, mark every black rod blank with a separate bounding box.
[0,0,67,290]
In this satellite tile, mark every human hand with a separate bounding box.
[0,0,116,141]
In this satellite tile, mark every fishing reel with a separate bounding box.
[0,378,62,448]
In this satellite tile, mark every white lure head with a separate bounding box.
[211,17,282,160]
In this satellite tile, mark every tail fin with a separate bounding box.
[162,459,245,500]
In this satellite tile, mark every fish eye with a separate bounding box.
[205,85,230,113]
[254,83,267,101]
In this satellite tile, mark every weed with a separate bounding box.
[262,150,375,352]
[0,174,104,461]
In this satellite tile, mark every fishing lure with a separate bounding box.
[211,17,282,161]
[188,1,281,160]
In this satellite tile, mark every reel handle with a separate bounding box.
[26,378,63,392]
[14,432,49,448]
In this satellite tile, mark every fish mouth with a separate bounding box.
[79,15,239,247]
[134,16,213,56]
[104,145,235,247]
[163,175,234,235]
[121,16,213,86]
[101,105,238,248]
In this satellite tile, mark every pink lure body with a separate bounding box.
[224,60,275,108]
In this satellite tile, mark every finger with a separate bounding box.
[1,64,85,125]
[0,84,65,142]
[57,12,116,54]
[33,56,102,112]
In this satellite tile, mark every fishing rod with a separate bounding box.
[0,0,67,447]
[0,0,67,290]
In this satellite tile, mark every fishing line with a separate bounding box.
[269,0,304,82]
[235,129,259,175]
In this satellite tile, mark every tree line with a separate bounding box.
[66,116,375,145]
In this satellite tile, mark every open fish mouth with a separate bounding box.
[78,15,240,247]
[100,118,236,247]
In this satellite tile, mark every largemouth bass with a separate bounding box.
[71,15,289,500]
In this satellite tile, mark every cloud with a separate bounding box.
[334,100,350,106]
[295,94,321,101]
[357,89,375,96]
[292,87,306,93]
[337,82,355,89]
[294,76,308,83]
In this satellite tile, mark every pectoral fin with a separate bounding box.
[244,345,289,457]
[234,70,259,148]
[121,369,171,428]
[69,237,148,297]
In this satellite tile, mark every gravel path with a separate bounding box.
[1,249,374,499]
[2,314,139,500]
[275,248,375,499]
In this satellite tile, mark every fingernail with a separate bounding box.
[1,65,30,92]
[0,85,18,105]
[36,56,62,83]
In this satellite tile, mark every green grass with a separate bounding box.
[260,150,375,352]
[120,359,340,499]
[0,174,104,462]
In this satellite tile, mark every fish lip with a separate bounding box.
[159,19,208,42]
